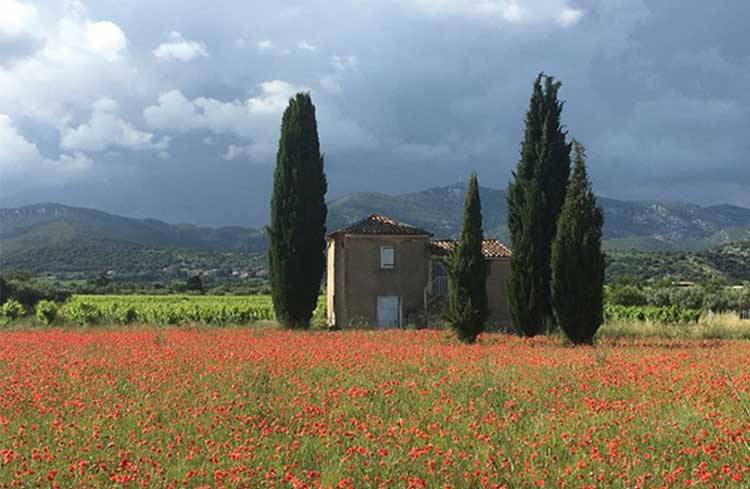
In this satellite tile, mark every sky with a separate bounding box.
[1,0,748,227]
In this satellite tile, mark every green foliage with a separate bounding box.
[0,299,26,320]
[607,285,648,307]
[0,276,8,305]
[447,174,488,343]
[268,92,327,329]
[0,234,267,284]
[2,276,70,309]
[507,73,571,336]
[667,287,706,310]
[60,301,102,325]
[35,300,58,325]
[605,304,702,324]
[186,275,204,294]
[606,242,750,284]
[94,272,110,288]
[647,287,672,307]
[606,282,750,315]
[551,142,605,344]
[56,295,326,326]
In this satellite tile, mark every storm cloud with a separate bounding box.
[1,0,748,226]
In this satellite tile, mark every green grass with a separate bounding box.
[598,312,750,340]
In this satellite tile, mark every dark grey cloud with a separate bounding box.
[1,0,748,226]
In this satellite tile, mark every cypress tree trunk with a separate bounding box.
[268,93,327,329]
[507,74,571,336]
[447,173,488,343]
[551,141,605,345]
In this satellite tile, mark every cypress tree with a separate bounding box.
[268,93,327,329]
[507,73,571,335]
[0,276,8,305]
[551,141,605,345]
[447,173,488,343]
[538,77,572,310]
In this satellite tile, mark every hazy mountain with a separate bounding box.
[0,203,266,251]
[0,204,266,278]
[329,183,750,250]
[4,185,750,278]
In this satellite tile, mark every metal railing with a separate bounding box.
[424,275,449,326]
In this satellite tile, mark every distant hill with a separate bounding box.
[4,185,750,279]
[328,183,750,250]
[606,242,750,283]
[0,203,265,251]
[327,184,507,239]
[0,203,266,279]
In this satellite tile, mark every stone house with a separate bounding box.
[326,214,512,328]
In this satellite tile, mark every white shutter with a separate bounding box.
[380,246,395,269]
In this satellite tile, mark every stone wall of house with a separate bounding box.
[486,258,512,328]
[328,234,431,327]
[326,239,337,326]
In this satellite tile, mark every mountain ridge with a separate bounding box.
[4,184,750,278]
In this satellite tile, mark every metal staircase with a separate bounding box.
[423,275,448,326]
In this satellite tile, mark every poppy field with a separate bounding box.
[1,328,749,488]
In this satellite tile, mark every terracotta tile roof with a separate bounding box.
[430,238,512,259]
[329,214,433,237]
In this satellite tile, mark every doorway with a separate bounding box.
[376,296,400,328]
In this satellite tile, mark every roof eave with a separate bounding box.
[329,232,433,239]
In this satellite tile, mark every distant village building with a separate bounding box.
[326,214,512,328]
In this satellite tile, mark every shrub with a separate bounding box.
[604,304,701,324]
[703,292,731,313]
[60,301,102,326]
[5,279,70,309]
[728,288,750,312]
[186,275,204,294]
[607,285,648,307]
[669,287,705,310]
[1,299,26,320]
[118,307,139,324]
[646,287,672,307]
[35,300,58,325]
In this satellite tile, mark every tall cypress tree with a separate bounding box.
[0,276,8,305]
[539,77,572,295]
[551,141,605,345]
[507,74,571,336]
[268,93,327,329]
[447,173,488,343]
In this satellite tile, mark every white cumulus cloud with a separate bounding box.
[0,2,131,122]
[153,31,209,61]
[221,143,274,163]
[61,98,171,152]
[297,41,317,51]
[0,0,40,41]
[407,0,585,25]
[557,7,584,26]
[143,80,305,136]
[331,54,359,72]
[143,80,379,154]
[0,114,92,182]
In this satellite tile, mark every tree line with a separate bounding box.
[268,75,604,345]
